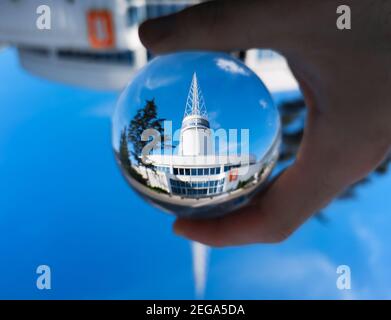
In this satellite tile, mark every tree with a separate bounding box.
[119,127,131,172]
[127,98,164,166]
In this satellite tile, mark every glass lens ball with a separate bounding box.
[112,51,281,218]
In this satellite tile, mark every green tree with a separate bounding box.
[119,127,131,172]
[127,98,164,165]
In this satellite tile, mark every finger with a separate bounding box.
[173,154,339,247]
[139,0,323,54]
[172,93,385,247]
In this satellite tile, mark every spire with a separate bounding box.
[183,72,208,120]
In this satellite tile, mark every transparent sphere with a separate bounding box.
[112,51,281,218]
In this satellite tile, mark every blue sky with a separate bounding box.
[1,48,391,299]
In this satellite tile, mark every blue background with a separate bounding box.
[1,48,390,299]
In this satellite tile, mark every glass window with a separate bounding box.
[191,169,197,176]
[197,168,203,176]
[216,167,221,174]
[210,168,215,175]
[58,49,135,66]
[204,168,209,175]
[185,168,190,175]
[179,168,184,175]
[127,6,143,26]
[173,168,178,175]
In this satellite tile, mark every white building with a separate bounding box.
[0,0,297,92]
[0,0,193,90]
[133,73,279,200]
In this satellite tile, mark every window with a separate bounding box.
[224,165,230,172]
[127,6,143,26]
[173,168,178,175]
[179,168,184,175]
[210,168,215,175]
[20,46,50,57]
[197,168,203,176]
[191,169,197,176]
[203,168,209,175]
[216,167,221,174]
[185,168,190,176]
[57,49,135,66]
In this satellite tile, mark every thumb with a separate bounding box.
[139,0,308,54]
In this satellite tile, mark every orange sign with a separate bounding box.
[87,10,115,49]
[229,169,238,182]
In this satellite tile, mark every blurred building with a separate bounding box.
[0,0,193,90]
[0,0,297,92]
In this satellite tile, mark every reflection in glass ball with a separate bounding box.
[112,52,281,218]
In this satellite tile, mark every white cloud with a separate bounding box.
[210,250,358,299]
[259,99,268,109]
[208,111,221,129]
[351,218,382,268]
[215,58,250,76]
[145,75,180,90]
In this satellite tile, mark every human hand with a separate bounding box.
[139,0,391,246]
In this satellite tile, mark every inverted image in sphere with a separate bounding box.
[112,51,281,218]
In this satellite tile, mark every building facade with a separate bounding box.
[0,0,296,92]
[133,73,278,199]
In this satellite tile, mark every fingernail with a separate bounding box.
[139,16,175,47]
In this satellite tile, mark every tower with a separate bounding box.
[179,73,213,156]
